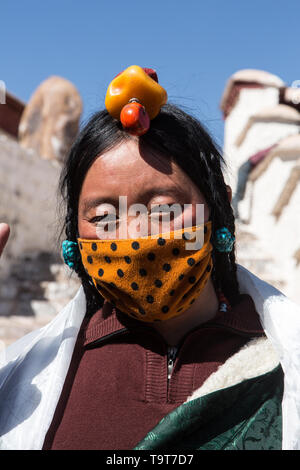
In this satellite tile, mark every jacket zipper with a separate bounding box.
[87,328,179,392]
[167,345,178,383]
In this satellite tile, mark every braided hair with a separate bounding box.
[60,103,240,317]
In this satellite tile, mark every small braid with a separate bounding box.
[208,154,240,306]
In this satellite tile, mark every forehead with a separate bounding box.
[79,139,201,202]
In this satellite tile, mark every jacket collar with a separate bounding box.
[83,292,264,347]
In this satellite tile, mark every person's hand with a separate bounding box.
[0,223,10,258]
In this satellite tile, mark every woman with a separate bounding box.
[0,67,300,451]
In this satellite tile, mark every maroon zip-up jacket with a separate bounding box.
[42,293,264,450]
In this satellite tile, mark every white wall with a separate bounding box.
[239,154,300,304]
[239,156,296,227]
[276,179,300,303]
[223,87,280,188]
[237,121,299,166]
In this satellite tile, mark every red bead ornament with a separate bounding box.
[217,290,232,312]
[143,68,158,82]
[114,67,158,82]
[120,101,150,136]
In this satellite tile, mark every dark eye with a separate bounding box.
[150,204,182,220]
[90,214,117,223]
[90,214,119,232]
[151,204,168,212]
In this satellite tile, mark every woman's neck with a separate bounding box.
[150,279,219,346]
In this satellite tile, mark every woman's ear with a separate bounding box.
[226,185,232,203]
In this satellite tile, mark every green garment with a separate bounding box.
[134,364,283,450]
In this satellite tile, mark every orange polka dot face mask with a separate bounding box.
[78,221,213,322]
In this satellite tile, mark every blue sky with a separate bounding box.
[1,0,299,147]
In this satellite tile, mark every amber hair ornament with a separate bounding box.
[105,65,168,136]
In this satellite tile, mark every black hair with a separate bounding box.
[59,103,240,316]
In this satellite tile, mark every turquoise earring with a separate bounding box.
[62,240,81,270]
[213,227,235,253]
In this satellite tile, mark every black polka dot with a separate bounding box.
[182,293,188,299]
[105,256,111,263]
[124,256,131,264]
[132,241,140,250]
[139,268,147,276]
[110,242,117,251]
[154,279,163,288]
[138,307,146,315]
[146,295,154,304]
[178,274,185,281]
[98,268,104,277]
[169,289,175,296]
[131,282,139,290]
[172,248,180,255]
[189,276,196,284]
[92,243,97,251]
[187,258,195,266]
[157,237,166,246]
[117,269,124,278]
[163,263,171,272]
[206,264,211,272]
[162,305,169,313]
[147,252,155,261]
[87,256,93,264]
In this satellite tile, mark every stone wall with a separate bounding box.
[0,130,61,266]
[0,129,80,349]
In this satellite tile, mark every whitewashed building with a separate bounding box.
[220,69,285,191]
[220,69,300,304]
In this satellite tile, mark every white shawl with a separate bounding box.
[0,264,300,450]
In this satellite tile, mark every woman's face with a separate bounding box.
[78,139,211,240]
